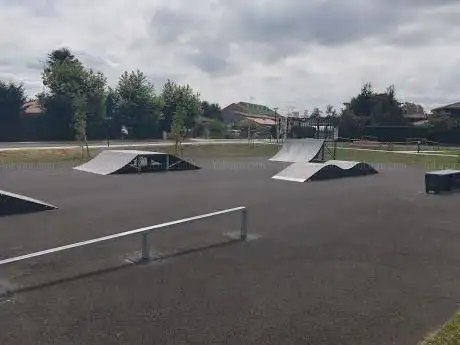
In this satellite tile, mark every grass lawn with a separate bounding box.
[0,143,279,165]
[0,142,459,171]
[338,141,460,152]
[334,148,460,170]
[422,313,460,345]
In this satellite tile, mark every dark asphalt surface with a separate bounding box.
[0,158,460,344]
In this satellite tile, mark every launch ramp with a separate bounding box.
[269,139,325,163]
[74,150,200,175]
[0,189,57,216]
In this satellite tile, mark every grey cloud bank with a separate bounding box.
[0,0,459,112]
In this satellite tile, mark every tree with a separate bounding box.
[39,48,90,140]
[427,114,460,143]
[345,82,374,120]
[310,107,322,119]
[170,105,187,155]
[324,104,338,118]
[338,108,366,139]
[201,101,222,121]
[160,79,202,135]
[402,102,425,114]
[73,108,90,157]
[0,81,26,141]
[342,82,405,127]
[83,70,107,120]
[113,70,162,139]
[208,119,226,138]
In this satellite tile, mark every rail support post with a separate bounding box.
[141,233,150,261]
[240,208,248,240]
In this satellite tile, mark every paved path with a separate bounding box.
[339,147,459,157]
[0,139,273,152]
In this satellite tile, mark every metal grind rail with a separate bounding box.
[0,206,248,267]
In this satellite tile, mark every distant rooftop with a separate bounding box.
[432,102,460,112]
[222,102,277,118]
[22,100,42,114]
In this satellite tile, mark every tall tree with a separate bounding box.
[201,101,222,121]
[160,79,202,135]
[0,81,26,141]
[342,82,405,126]
[39,47,109,144]
[83,70,107,120]
[39,47,88,140]
[310,107,322,119]
[113,70,161,139]
[170,105,187,155]
[402,102,425,114]
[74,108,90,157]
[324,104,338,118]
[346,82,375,120]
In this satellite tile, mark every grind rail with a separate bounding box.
[0,206,248,267]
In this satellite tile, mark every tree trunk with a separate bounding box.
[174,137,179,155]
[84,131,90,158]
[80,139,84,159]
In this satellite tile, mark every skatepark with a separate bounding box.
[1,141,460,344]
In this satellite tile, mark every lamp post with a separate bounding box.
[102,116,112,147]
[274,107,279,143]
[248,96,254,146]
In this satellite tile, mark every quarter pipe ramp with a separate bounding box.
[272,160,377,182]
[73,150,200,175]
[0,190,57,216]
[269,139,325,163]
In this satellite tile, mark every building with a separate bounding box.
[221,102,277,126]
[22,100,43,115]
[403,113,429,126]
[431,102,460,117]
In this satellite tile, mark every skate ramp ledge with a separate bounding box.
[272,160,377,182]
[272,176,306,183]
[0,189,58,216]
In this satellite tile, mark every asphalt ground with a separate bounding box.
[0,157,460,344]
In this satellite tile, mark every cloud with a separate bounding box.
[0,0,459,112]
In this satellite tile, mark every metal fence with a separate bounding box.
[0,206,248,267]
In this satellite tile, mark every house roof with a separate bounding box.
[22,100,42,114]
[403,113,427,119]
[246,117,276,125]
[432,102,460,112]
[223,102,277,118]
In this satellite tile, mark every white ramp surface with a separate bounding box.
[269,138,325,163]
[272,162,325,182]
[74,150,142,175]
[272,160,378,182]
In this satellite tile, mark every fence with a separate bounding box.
[0,206,247,267]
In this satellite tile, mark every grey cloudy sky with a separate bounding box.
[0,0,459,113]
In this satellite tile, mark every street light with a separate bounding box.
[274,107,279,143]
[102,116,112,147]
